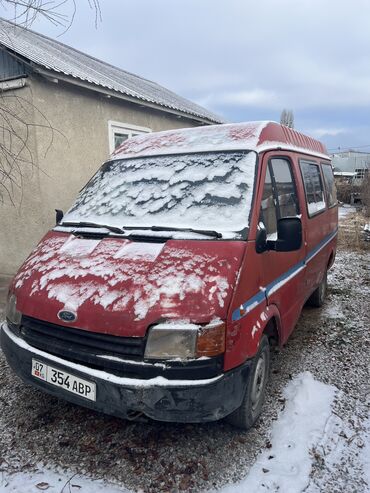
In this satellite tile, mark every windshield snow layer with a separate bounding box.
[63,151,256,236]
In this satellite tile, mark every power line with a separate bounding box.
[328,144,370,152]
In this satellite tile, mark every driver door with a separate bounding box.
[258,154,306,341]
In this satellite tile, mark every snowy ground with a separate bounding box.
[0,239,369,492]
[0,470,127,493]
[217,373,337,493]
[4,371,363,493]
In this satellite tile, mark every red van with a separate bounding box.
[1,122,338,429]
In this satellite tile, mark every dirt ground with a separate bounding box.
[0,217,369,493]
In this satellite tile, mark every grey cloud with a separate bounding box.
[13,0,370,149]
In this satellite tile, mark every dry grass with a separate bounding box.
[338,210,370,250]
[361,174,370,217]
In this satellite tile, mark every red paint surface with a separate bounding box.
[9,123,337,375]
[13,233,245,338]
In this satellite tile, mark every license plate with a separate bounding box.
[32,359,96,401]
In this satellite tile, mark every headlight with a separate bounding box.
[6,294,22,326]
[144,320,225,361]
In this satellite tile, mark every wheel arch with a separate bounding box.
[327,249,336,270]
[261,305,282,347]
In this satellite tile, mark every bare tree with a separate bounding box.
[0,92,54,204]
[280,108,294,129]
[0,0,101,204]
[0,0,101,31]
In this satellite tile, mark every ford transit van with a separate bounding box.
[1,122,338,429]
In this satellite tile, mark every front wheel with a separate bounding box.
[226,335,270,430]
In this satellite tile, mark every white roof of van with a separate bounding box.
[111,121,330,160]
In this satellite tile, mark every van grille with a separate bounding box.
[20,315,145,360]
[17,316,223,379]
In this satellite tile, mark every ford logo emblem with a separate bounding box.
[57,310,77,323]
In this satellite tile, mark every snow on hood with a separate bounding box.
[13,232,245,337]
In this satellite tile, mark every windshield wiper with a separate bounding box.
[59,221,126,235]
[149,225,222,238]
[59,222,222,239]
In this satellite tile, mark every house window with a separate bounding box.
[355,168,369,179]
[108,121,151,154]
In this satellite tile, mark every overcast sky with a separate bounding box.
[7,0,370,152]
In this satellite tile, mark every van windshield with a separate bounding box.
[63,151,257,238]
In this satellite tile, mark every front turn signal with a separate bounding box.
[196,322,225,358]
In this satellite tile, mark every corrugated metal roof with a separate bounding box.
[0,18,223,124]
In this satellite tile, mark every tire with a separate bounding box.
[226,335,270,430]
[307,270,327,308]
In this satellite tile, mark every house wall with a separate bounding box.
[0,75,201,275]
[0,82,45,277]
[331,152,370,173]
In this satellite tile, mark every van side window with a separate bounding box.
[260,167,277,237]
[270,158,299,219]
[300,161,326,216]
[321,164,337,207]
[260,158,299,239]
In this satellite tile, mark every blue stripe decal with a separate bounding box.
[232,228,338,322]
[305,228,338,263]
[265,260,305,297]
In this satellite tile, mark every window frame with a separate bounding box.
[321,162,338,209]
[108,121,151,154]
[259,155,300,239]
[299,159,327,218]
[260,163,278,237]
[268,155,301,220]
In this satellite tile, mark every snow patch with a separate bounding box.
[59,237,101,257]
[114,242,164,260]
[0,467,130,493]
[217,372,336,493]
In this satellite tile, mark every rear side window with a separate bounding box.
[321,164,337,207]
[300,161,326,216]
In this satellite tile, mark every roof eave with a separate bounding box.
[32,65,223,125]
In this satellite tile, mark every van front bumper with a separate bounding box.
[1,322,251,423]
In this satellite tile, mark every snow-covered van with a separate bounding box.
[1,122,338,429]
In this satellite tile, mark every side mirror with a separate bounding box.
[274,217,302,252]
[55,209,64,225]
[255,222,268,253]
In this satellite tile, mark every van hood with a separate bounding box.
[12,232,245,337]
